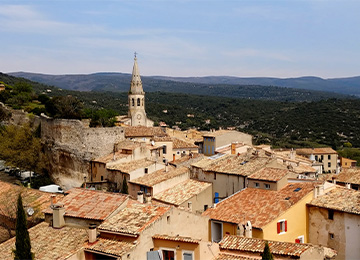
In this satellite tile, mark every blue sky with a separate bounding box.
[0,0,359,78]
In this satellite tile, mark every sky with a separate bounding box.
[0,0,359,78]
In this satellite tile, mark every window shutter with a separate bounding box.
[295,238,300,243]
[277,222,280,234]
[285,220,288,232]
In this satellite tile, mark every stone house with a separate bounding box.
[202,182,317,244]
[328,168,360,190]
[191,153,278,202]
[247,167,289,191]
[307,186,360,260]
[339,157,357,169]
[202,130,252,156]
[296,147,339,173]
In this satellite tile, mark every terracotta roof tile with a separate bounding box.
[0,181,63,221]
[308,186,360,215]
[171,153,204,166]
[116,140,142,150]
[85,238,135,257]
[107,158,155,173]
[43,188,128,221]
[125,126,168,138]
[203,130,241,137]
[152,234,200,244]
[153,179,211,206]
[192,154,274,177]
[129,166,188,187]
[334,168,360,185]
[98,201,170,235]
[215,254,260,260]
[93,151,129,164]
[296,147,337,155]
[219,235,311,257]
[202,183,314,228]
[0,222,88,260]
[152,136,173,142]
[248,167,288,182]
[172,138,198,149]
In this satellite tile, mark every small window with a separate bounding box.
[137,98,140,106]
[167,216,170,224]
[204,205,208,211]
[265,184,270,189]
[144,168,148,174]
[277,220,287,234]
[328,154,331,160]
[101,176,103,181]
[162,250,175,260]
[321,155,324,160]
[255,182,260,188]
[329,233,334,239]
[183,251,193,260]
[214,173,216,180]
[328,162,331,168]
[162,145,167,154]
[132,98,135,106]
[328,209,334,220]
[315,155,318,161]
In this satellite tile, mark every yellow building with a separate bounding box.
[203,182,315,244]
[339,156,357,168]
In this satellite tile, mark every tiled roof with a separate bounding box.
[152,136,173,142]
[172,137,198,149]
[291,164,317,174]
[219,235,311,257]
[93,151,129,164]
[98,201,170,235]
[0,222,88,260]
[85,238,135,257]
[125,126,168,138]
[152,234,200,244]
[107,158,155,173]
[129,166,188,187]
[334,168,360,185]
[308,186,360,215]
[0,181,63,220]
[153,179,211,206]
[203,183,314,228]
[43,188,128,221]
[248,167,288,182]
[171,153,204,166]
[296,147,337,155]
[117,140,142,150]
[215,254,260,260]
[203,130,240,137]
[192,154,274,177]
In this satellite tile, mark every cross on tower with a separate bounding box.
[134,51,137,58]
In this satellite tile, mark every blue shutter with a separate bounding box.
[215,192,219,203]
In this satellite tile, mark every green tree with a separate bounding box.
[121,177,128,194]
[13,194,34,260]
[262,241,273,260]
[45,95,83,119]
[0,124,44,183]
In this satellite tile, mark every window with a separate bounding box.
[328,209,334,220]
[329,233,334,239]
[144,168,148,174]
[255,182,260,188]
[211,221,223,242]
[183,251,194,260]
[265,184,270,189]
[214,173,216,180]
[163,145,167,154]
[277,220,287,234]
[101,176,103,181]
[295,235,304,243]
[214,192,219,203]
[204,205,208,211]
[328,162,331,168]
[167,216,170,224]
[315,155,318,161]
[328,154,331,160]
[321,155,324,160]
[137,98,140,106]
[161,249,175,260]
[132,98,135,106]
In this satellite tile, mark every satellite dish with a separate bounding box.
[27,207,34,216]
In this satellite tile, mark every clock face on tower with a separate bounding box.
[137,114,142,120]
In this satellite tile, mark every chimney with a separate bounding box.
[231,143,236,155]
[145,193,152,203]
[50,195,57,208]
[313,186,318,198]
[187,201,192,211]
[164,161,168,172]
[332,176,336,184]
[289,148,295,160]
[88,224,97,243]
[236,224,245,237]
[52,204,65,228]
[245,221,252,238]
[173,154,176,162]
[137,191,144,203]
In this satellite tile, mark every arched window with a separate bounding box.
[132,98,135,106]
[137,98,140,106]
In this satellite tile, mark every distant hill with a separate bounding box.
[8,72,356,102]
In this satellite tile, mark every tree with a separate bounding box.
[0,124,44,183]
[262,241,273,260]
[121,176,128,194]
[13,194,34,260]
[45,95,83,119]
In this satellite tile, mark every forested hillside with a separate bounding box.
[9,72,350,102]
[1,72,360,149]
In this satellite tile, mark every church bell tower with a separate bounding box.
[128,53,152,126]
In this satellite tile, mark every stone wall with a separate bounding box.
[41,116,125,189]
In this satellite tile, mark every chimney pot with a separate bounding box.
[137,191,144,203]
[88,224,97,243]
